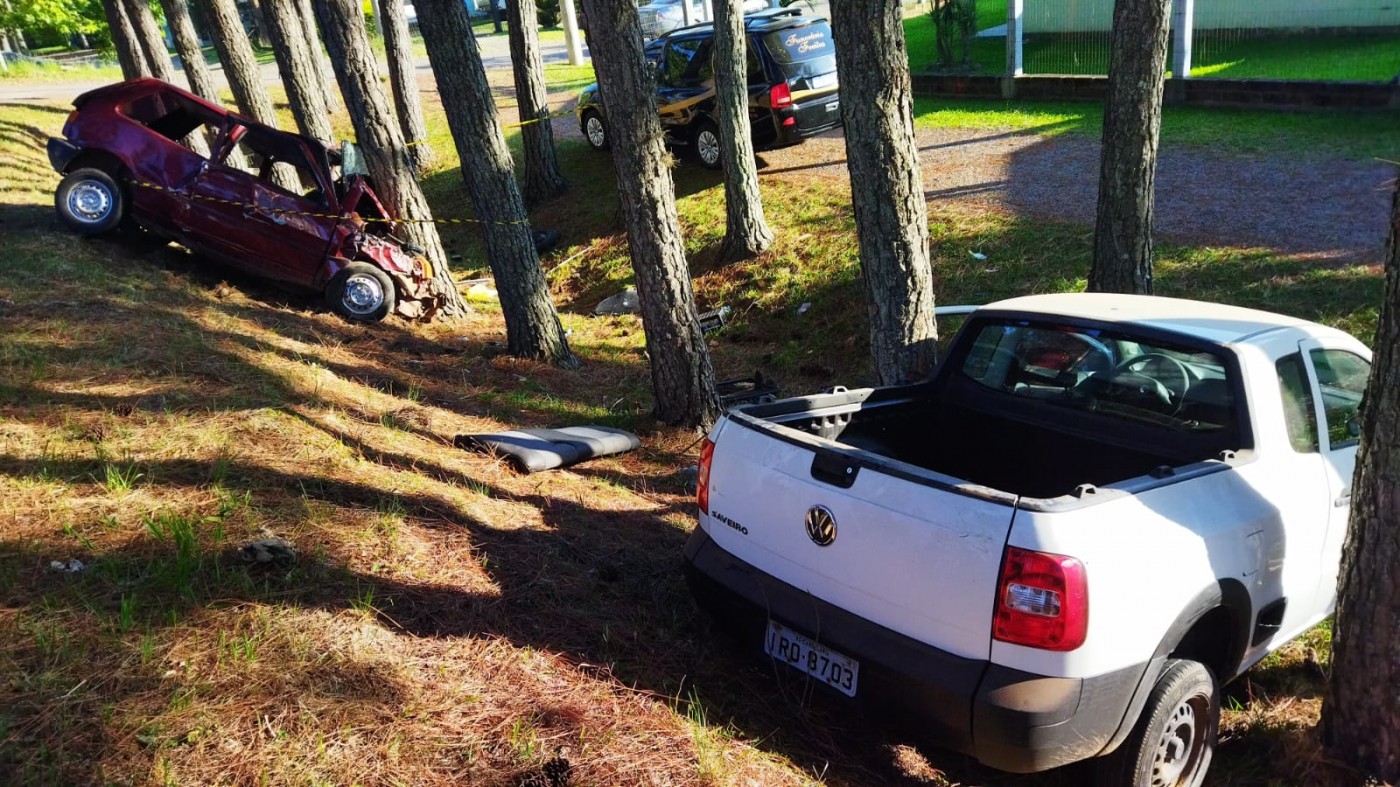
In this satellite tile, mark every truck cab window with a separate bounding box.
[1276,354,1318,453]
[1309,349,1369,449]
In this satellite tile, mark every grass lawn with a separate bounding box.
[0,58,124,82]
[910,96,1400,161]
[906,13,1400,82]
[0,65,1384,785]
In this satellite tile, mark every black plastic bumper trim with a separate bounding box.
[683,526,1147,773]
[46,137,80,173]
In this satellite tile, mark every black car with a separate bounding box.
[575,8,840,169]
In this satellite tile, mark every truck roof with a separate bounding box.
[981,293,1316,345]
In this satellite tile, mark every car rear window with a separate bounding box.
[958,320,1239,435]
[762,21,835,79]
[121,91,224,154]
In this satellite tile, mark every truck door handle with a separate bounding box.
[1334,493,1351,508]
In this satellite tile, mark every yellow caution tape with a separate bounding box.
[130,180,530,227]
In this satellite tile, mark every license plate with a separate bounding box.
[764,620,859,697]
[812,73,837,89]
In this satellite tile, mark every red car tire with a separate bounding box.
[327,262,397,323]
[55,167,125,236]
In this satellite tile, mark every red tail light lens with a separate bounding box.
[993,547,1088,651]
[770,83,793,109]
[697,437,716,514]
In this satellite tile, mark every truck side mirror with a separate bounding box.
[1347,415,1362,438]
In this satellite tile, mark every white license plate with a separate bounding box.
[764,620,859,697]
[812,73,837,89]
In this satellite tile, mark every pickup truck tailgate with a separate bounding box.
[704,418,1015,661]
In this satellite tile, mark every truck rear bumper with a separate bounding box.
[682,526,1145,774]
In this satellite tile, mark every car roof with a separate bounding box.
[658,8,826,41]
[979,292,1321,345]
[78,78,333,157]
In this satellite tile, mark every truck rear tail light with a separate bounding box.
[697,437,716,514]
[770,83,793,109]
[993,546,1088,651]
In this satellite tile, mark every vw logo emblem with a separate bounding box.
[805,505,837,547]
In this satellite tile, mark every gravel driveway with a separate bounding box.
[743,126,1394,264]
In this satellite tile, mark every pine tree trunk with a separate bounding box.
[264,0,335,142]
[298,0,340,113]
[713,0,772,262]
[160,0,219,101]
[1088,0,1170,295]
[415,0,575,364]
[102,0,150,79]
[204,0,280,127]
[123,0,176,83]
[314,0,467,318]
[577,0,721,428]
[507,0,567,204]
[1323,176,1400,783]
[830,0,937,386]
[381,0,433,173]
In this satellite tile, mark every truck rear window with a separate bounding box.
[959,321,1237,433]
[763,21,836,79]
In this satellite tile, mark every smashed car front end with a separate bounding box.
[336,229,442,320]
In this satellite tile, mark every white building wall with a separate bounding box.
[1022,0,1400,33]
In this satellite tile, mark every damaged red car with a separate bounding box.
[46,78,442,321]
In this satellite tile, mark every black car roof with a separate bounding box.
[657,8,826,42]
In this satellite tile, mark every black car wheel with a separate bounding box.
[327,262,397,323]
[694,120,722,170]
[55,167,125,236]
[582,110,609,151]
[1096,659,1218,787]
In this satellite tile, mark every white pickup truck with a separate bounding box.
[684,293,1372,786]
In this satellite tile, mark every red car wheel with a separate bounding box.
[327,262,397,322]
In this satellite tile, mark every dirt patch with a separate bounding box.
[737,126,1393,264]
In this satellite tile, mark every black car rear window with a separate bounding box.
[763,21,836,78]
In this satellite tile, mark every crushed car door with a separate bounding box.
[180,124,340,287]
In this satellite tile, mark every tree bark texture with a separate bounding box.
[416,0,576,364]
[204,0,281,127]
[1324,175,1400,783]
[264,0,335,143]
[507,0,567,204]
[297,0,340,112]
[830,0,937,386]
[577,0,721,428]
[1088,0,1170,295]
[101,0,149,80]
[713,0,772,262]
[160,0,219,101]
[314,0,466,317]
[123,0,176,83]
[381,0,433,173]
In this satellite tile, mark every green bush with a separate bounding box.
[537,0,560,28]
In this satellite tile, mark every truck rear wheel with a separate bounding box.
[1095,659,1218,787]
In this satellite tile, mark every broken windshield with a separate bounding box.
[340,141,370,178]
